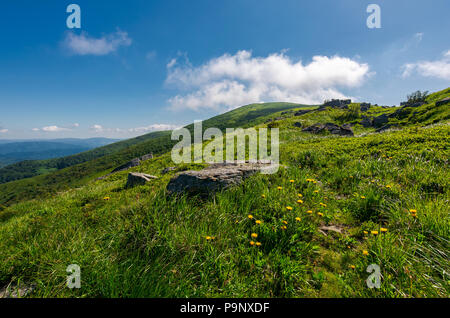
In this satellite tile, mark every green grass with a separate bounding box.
[0,90,449,298]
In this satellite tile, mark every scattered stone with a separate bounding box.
[166,161,276,196]
[162,167,176,174]
[111,153,154,173]
[294,109,313,116]
[375,124,396,133]
[322,99,351,108]
[0,283,35,298]
[126,172,157,188]
[360,102,371,112]
[360,116,373,128]
[436,97,450,107]
[302,123,354,136]
[293,122,302,128]
[319,225,344,236]
[372,114,389,127]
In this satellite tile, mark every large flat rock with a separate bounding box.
[166,162,275,196]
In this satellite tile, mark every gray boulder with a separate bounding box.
[166,162,275,196]
[436,97,450,107]
[293,122,302,128]
[360,116,373,127]
[294,109,313,116]
[126,172,157,188]
[302,123,354,136]
[111,153,153,173]
[162,167,176,174]
[372,114,389,127]
[360,102,371,112]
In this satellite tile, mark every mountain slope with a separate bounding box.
[0,88,448,297]
[0,102,305,207]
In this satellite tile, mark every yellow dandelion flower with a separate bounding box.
[277,186,283,190]
[409,209,417,213]
[286,206,293,211]
[281,225,287,230]
[362,250,369,256]
[360,196,366,199]
[363,231,368,235]
[380,228,388,233]
[295,217,301,222]
[255,220,262,225]
[314,190,319,193]
[250,241,255,246]
[251,233,258,238]
[349,265,355,269]
[386,185,392,188]
[103,196,110,201]
[205,236,211,240]
[319,203,327,207]
[317,212,324,217]
[298,193,303,197]
[255,242,262,246]
[371,230,378,236]
[282,220,288,224]
[211,236,216,240]
[261,194,266,198]
[248,214,253,219]
[297,199,303,204]
[290,179,295,183]
[306,210,313,214]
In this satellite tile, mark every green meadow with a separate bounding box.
[0,89,448,298]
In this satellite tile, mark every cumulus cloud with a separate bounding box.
[165,50,371,111]
[90,124,105,133]
[32,124,78,132]
[402,50,450,80]
[64,30,132,56]
[0,129,8,133]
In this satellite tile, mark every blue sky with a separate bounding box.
[0,0,449,139]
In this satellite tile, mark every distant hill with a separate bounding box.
[0,138,119,168]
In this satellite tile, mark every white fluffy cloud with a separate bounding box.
[166,50,371,111]
[0,129,8,133]
[402,50,450,80]
[90,124,105,133]
[32,124,79,132]
[64,30,132,56]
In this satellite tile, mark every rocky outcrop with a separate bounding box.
[166,162,275,196]
[302,123,354,136]
[293,122,302,128]
[360,116,373,128]
[111,153,154,173]
[372,114,389,127]
[162,167,176,174]
[322,99,351,108]
[360,103,371,112]
[436,97,450,107]
[126,172,157,188]
[294,109,313,116]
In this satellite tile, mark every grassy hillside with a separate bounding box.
[0,133,166,184]
[0,102,305,208]
[0,88,448,298]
